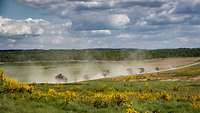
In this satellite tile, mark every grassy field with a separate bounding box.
[0,64,200,113]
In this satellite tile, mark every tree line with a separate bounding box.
[0,48,200,62]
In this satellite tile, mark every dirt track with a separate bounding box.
[138,61,200,75]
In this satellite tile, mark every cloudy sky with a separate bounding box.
[0,0,200,49]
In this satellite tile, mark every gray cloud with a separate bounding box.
[19,0,200,28]
[173,0,200,14]
[75,0,165,12]
[1,0,199,49]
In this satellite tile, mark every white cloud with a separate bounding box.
[7,39,16,43]
[20,0,200,26]
[0,16,71,38]
[117,33,133,39]
[77,29,112,38]
[20,0,131,29]
[0,17,35,36]
[109,14,130,27]
[90,30,112,35]
[78,1,103,8]
[176,37,190,43]
[52,36,65,45]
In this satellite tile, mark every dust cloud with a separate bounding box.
[1,57,199,83]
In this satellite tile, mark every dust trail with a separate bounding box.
[1,58,200,83]
[85,61,200,83]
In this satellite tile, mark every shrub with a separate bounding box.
[92,93,129,108]
[192,102,200,109]
[160,93,171,101]
[138,93,157,101]
[48,88,57,97]
[0,71,34,93]
[192,94,200,101]
[126,105,140,113]
[93,94,110,108]
[3,78,34,93]
[0,71,4,82]
[30,90,48,101]
[63,91,77,104]
[111,93,128,106]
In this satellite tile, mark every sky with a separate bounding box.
[0,0,200,49]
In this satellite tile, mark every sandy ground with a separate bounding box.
[110,58,200,82]
[136,57,200,69]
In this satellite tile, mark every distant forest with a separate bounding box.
[0,48,200,62]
